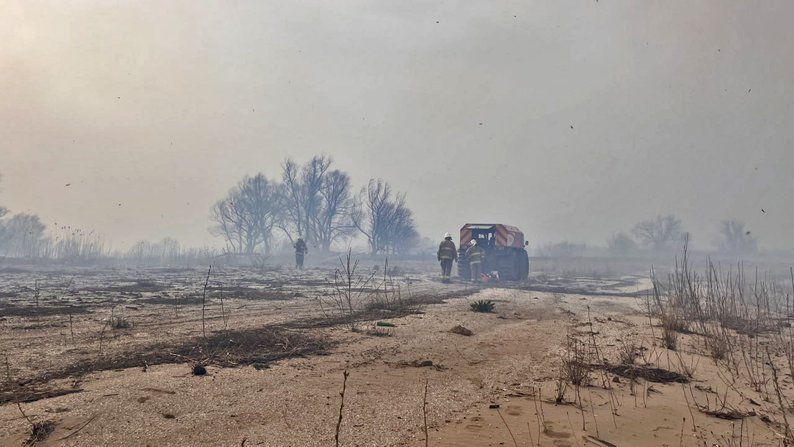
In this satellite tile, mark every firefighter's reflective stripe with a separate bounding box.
[467,247,485,263]
[438,241,457,260]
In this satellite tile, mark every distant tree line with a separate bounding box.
[209,155,420,256]
[0,215,111,262]
[605,215,757,257]
[0,176,186,263]
[0,173,764,262]
[0,209,46,258]
[0,175,47,258]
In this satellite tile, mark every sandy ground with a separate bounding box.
[0,261,788,446]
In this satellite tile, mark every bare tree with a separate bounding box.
[210,173,281,254]
[632,215,684,251]
[0,174,10,251]
[0,207,8,247]
[606,232,637,257]
[0,213,47,258]
[352,179,390,255]
[315,169,355,252]
[718,220,757,255]
[280,155,354,252]
[279,155,331,245]
[381,199,419,254]
[352,179,419,255]
[279,159,307,242]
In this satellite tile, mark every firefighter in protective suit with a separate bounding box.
[466,239,485,282]
[293,237,308,269]
[437,232,457,283]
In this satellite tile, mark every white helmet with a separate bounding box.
[444,232,452,239]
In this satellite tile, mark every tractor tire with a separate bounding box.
[492,250,516,281]
[515,249,529,281]
[492,249,528,282]
[457,250,470,281]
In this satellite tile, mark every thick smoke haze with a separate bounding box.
[2,1,793,250]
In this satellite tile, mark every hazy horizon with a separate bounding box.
[3,0,793,252]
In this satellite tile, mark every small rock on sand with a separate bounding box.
[450,325,473,336]
[412,360,434,367]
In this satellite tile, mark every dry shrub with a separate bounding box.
[617,339,638,365]
[323,249,377,331]
[661,325,678,351]
[110,315,131,329]
[554,375,568,403]
[364,325,393,337]
[705,331,729,361]
[659,310,681,350]
[25,420,54,446]
[561,336,591,387]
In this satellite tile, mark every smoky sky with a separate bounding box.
[2,0,793,250]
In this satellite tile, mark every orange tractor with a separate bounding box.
[457,224,529,281]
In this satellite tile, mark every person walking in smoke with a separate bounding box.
[437,232,457,283]
[293,236,308,269]
[466,239,485,282]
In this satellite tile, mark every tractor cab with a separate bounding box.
[468,225,498,249]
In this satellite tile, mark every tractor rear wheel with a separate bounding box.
[492,250,516,281]
[457,249,470,281]
[515,249,529,281]
[492,249,528,281]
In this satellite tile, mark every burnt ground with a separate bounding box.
[0,262,484,406]
[5,260,770,446]
[0,325,333,405]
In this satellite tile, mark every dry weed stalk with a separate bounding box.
[335,370,349,447]
[554,372,568,404]
[531,387,544,446]
[5,356,53,445]
[766,347,793,442]
[98,315,110,356]
[679,383,697,432]
[645,241,794,444]
[556,333,596,435]
[525,420,535,447]
[327,249,376,331]
[201,265,212,339]
[496,407,518,447]
[561,335,591,388]
[369,258,422,315]
[565,411,583,447]
[673,351,699,379]
[423,378,429,447]
[217,282,229,331]
[689,382,753,421]
[586,387,600,436]
[33,280,40,309]
[678,417,686,447]
[584,307,620,425]
[68,312,75,344]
